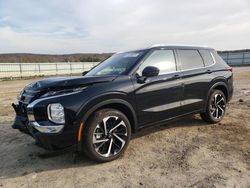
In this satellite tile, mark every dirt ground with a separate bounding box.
[0,67,249,188]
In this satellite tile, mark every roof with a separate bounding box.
[149,44,213,50]
[117,44,214,54]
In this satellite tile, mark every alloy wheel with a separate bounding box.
[210,93,226,120]
[92,116,128,157]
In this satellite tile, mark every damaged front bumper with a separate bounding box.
[12,103,30,134]
[11,103,76,150]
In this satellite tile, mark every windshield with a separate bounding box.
[86,50,146,76]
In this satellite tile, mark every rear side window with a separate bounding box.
[137,49,176,76]
[199,50,214,66]
[178,50,204,70]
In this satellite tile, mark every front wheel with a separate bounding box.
[82,108,131,162]
[200,89,227,123]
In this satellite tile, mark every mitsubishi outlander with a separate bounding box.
[12,45,233,162]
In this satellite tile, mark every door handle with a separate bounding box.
[206,69,212,74]
[161,74,181,81]
[173,74,181,79]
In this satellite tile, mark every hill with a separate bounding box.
[0,53,113,63]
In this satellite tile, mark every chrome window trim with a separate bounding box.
[132,49,216,77]
[177,49,216,72]
[210,51,216,65]
[136,49,177,76]
[143,54,216,76]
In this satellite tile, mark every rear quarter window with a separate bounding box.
[178,50,204,70]
[199,50,214,66]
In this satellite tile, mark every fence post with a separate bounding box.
[70,63,72,75]
[56,63,58,75]
[19,63,22,78]
[242,52,245,65]
[38,64,41,74]
[226,52,229,65]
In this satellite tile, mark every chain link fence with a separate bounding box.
[1,50,250,80]
[0,62,99,79]
[218,50,250,66]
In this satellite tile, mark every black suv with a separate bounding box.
[12,45,233,162]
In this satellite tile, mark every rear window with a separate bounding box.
[199,50,214,66]
[178,50,204,70]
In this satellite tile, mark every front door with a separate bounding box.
[132,49,183,127]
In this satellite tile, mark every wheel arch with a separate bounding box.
[208,81,229,101]
[77,98,138,134]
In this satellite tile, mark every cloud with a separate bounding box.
[0,26,92,54]
[0,0,250,53]
[0,16,11,22]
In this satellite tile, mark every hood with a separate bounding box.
[25,75,117,92]
[19,75,117,104]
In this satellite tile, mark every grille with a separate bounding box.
[17,102,28,117]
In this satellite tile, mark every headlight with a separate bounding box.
[47,103,65,124]
[41,86,87,98]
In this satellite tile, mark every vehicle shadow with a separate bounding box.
[132,114,208,139]
[0,114,209,180]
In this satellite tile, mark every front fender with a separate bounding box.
[75,92,137,131]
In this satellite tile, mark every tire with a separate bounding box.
[82,108,131,162]
[200,89,227,123]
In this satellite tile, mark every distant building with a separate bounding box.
[218,49,250,66]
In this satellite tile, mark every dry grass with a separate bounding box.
[0,68,249,188]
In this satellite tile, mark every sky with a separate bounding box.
[0,0,250,54]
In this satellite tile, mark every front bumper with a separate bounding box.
[12,103,76,150]
[29,121,64,134]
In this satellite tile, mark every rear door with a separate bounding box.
[177,49,215,113]
[132,49,183,127]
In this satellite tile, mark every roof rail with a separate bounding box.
[151,44,209,48]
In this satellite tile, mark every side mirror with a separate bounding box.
[142,66,160,77]
[82,71,89,76]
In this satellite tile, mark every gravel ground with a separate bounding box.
[0,67,249,188]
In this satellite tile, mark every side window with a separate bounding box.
[137,49,176,76]
[178,50,204,70]
[199,50,214,66]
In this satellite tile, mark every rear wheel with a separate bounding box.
[82,108,131,162]
[200,89,226,123]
